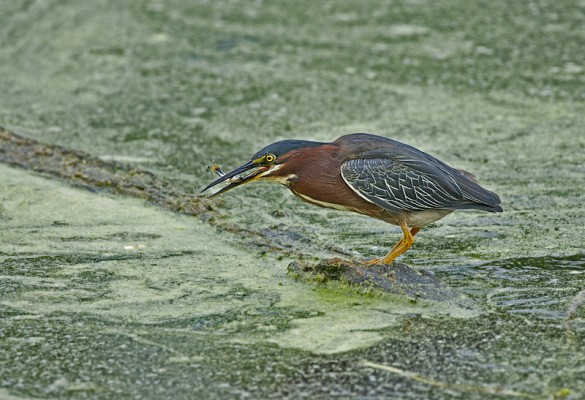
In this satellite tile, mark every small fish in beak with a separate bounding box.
[202,160,269,198]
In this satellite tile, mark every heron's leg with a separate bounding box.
[385,227,420,254]
[379,222,417,264]
[365,224,420,265]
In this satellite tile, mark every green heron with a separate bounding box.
[202,133,502,265]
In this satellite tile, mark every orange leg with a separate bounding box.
[366,224,421,265]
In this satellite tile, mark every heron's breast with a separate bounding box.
[288,170,384,217]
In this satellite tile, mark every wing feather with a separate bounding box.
[341,158,470,212]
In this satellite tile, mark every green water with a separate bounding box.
[1,1,584,398]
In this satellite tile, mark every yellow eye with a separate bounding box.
[265,154,276,163]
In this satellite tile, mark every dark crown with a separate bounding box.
[252,140,325,160]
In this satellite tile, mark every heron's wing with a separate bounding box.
[340,157,466,213]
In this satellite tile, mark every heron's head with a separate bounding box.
[202,139,325,197]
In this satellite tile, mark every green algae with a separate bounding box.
[0,165,480,398]
[1,0,585,398]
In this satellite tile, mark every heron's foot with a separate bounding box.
[365,252,400,266]
[364,257,384,265]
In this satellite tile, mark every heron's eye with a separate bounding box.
[265,154,276,164]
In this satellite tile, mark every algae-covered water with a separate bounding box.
[1,1,585,399]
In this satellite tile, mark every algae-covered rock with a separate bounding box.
[289,258,464,302]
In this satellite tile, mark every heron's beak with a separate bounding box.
[201,160,269,198]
